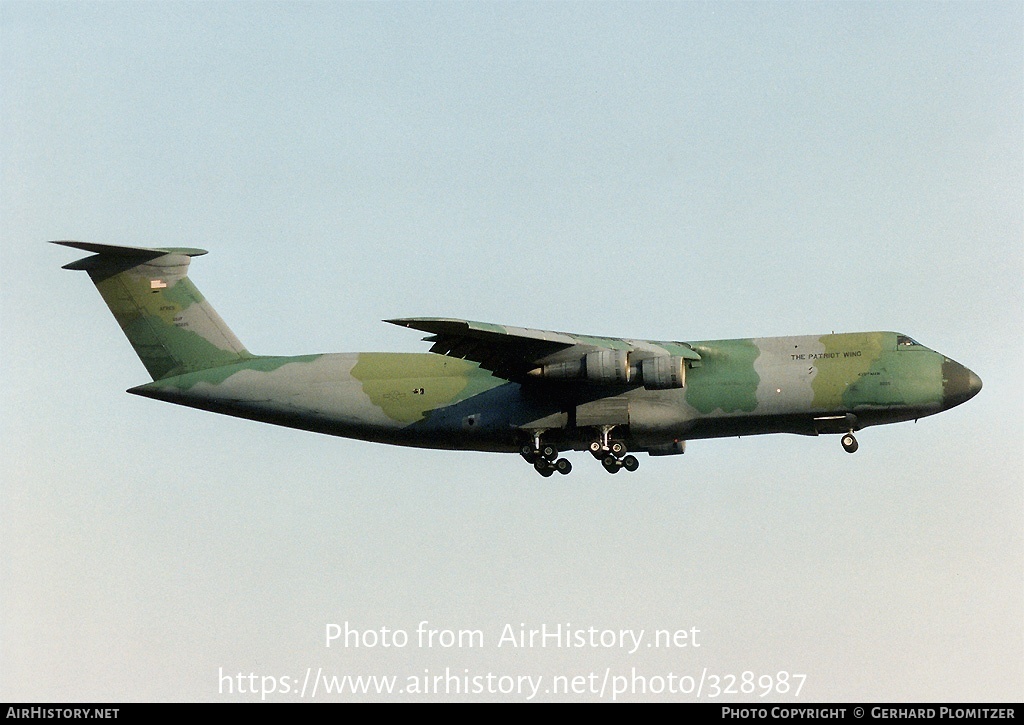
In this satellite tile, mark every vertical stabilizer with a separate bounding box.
[54,241,252,380]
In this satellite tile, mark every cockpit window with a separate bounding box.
[896,335,921,348]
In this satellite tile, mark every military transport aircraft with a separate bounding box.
[55,241,982,477]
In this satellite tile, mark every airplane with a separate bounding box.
[54,241,982,477]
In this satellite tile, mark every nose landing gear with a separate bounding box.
[841,432,859,453]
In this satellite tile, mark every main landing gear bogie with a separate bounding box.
[520,442,558,463]
[531,455,572,477]
[521,435,572,477]
[522,426,641,477]
[601,453,639,474]
[534,457,572,476]
[588,439,627,459]
[590,426,638,474]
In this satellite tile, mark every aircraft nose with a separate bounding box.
[942,359,982,409]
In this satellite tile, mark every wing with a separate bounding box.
[386,317,700,386]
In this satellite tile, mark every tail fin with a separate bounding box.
[54,241,252,380]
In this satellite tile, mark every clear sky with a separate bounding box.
[3,1,1021,702]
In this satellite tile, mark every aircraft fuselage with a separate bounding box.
[129,331,979,455]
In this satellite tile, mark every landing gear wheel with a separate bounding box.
[841,433,859,454]
[610,441,627,457]
[520,444,537,463]
[602,455,620,474]
[588,441,604,458]
[555,458,572,475]
[621,454,639,472]
[534,459,554,477]
[540,444,558,462]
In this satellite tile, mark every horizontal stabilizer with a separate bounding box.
[51,240,208,269]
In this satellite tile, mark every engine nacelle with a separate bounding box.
[528,351,687,388]
[584,349,632,385]
[639,355,686,389]
[528,349,633,385]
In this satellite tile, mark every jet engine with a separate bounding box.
[528,351,687,389]
[639,355,686,389]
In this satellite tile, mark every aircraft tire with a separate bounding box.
[622,455,639,472]
[555,458,572,475]
[610,441,627,456]
[841,433,859,453]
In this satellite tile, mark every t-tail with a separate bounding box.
[54,241,252,381]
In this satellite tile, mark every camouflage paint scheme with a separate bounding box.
[55,242,982,474]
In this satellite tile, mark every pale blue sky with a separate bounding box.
[3,1,1021,701]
